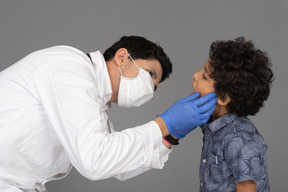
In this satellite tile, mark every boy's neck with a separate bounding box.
[212,104,229,121]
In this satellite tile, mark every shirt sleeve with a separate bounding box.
[34,56,171,181]
[224,132,269,187]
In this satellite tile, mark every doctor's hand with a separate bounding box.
[157,92,217,139]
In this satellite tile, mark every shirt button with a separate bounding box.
[200,182,203,186]
[202,159,206,163]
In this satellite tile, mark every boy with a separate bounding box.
[193,37,273,192]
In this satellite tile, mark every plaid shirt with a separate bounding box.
[199,114,270,192]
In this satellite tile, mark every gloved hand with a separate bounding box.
[158,92,217,138]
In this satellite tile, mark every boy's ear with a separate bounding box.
[114,48,129,67]
[217,94,231,106]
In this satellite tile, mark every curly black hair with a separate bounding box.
[209,37,274,117]
[103,36,172,83]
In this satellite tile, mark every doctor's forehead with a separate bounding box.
[140,58,162,72]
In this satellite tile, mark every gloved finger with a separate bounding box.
[198,97,218,113]
[198,102,217,121]
[193,92,217,107]
[179,92,200,103]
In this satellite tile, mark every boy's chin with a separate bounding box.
[192,88,198,95]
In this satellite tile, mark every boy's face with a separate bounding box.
[192,59,215,97]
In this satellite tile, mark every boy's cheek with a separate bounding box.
[201,91,215,98]
[200,86,216,97]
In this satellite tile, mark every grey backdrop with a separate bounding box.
[0,0,287,191]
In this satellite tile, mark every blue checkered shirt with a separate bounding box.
[199,114,270,192]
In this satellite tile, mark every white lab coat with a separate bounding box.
[0,46,171,192]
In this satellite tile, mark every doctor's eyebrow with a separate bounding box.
[153,69,157,79]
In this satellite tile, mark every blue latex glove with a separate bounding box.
[158,92,217,139]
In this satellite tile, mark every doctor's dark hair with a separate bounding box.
[209,37,274,117]
[104,36,172,82]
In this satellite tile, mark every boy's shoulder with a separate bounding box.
[230,115,257,132]
[223,114,267,150]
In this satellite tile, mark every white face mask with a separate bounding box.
[117,54,155,108]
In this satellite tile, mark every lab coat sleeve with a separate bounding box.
[114,142,171,181]
[107,121,172,181]
[34,56,172,181]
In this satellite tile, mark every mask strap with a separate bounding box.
[118,66,123,76]
[128,54,140,69]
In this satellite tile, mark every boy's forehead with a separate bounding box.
[204,59,213,74]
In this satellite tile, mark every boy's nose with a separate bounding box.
[193,72,198,80]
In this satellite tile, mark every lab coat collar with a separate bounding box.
[89,50,112,109]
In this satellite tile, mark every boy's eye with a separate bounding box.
[202,74,207,80]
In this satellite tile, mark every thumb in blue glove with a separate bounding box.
[158,92,217,138]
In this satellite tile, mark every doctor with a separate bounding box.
[0,36,217,192]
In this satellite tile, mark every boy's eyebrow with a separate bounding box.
[204,66,210,74]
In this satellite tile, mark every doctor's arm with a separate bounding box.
[35,58,173,181]
[154,116,172,148]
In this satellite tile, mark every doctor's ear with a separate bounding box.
[217,94,231,106]
[115,48,129,67]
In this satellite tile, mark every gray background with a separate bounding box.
[0,0,287,191]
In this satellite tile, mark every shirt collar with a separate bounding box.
[88,50,112,108]
[201,113,238,133]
